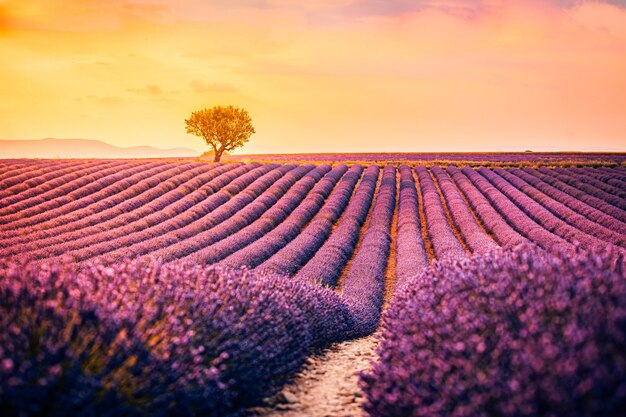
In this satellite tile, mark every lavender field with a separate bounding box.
[1,158,625,416]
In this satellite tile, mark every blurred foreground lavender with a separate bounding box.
[361,244,626,417]
[0,259,353,416]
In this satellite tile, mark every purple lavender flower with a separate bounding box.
[360,243,626,417]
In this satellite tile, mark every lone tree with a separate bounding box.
[185,105,255,162]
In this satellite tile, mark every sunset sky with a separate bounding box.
[1,0,625,154]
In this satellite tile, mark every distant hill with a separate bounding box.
[0,138,200,159]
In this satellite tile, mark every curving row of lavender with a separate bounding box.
[293,164,379,287]
[0,258,355,417]
[360,244,626,417]
[341,165,397,338]
[1,159,625,416]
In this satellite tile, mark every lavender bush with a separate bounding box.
[0,257,354,417]
[361,244,626,417]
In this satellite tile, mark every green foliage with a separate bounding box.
[185,105,255,161]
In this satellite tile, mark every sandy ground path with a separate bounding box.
[248,334,378,417]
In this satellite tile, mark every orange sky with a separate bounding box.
[1,0,625,153]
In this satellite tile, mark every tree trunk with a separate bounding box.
[214,149,224,162]
[210,144,220,162]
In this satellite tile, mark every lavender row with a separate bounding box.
[460,166,568,248]
[555,167,626,199]
[479,167,606,250]
[97,164,298,263]
[0,160,156,219]
[0,163,214,243]
[494,168,626,247]
[415,166,467,260]
[538,167,626,211]
[0,160,120,203]
[0,257,355,417]
[0,160,43,184]
[578,167,626,193]
[0,161,173,228]
[572,167,626,193]
[430,166,499,254]
[0,160,161,221]
[445,166,527,247]
[256,164,364,276]
[599,166,626,182]
[524,167,626,224]
[145,165,317,263]
[5,163,252,260]
[294,165,379,287]
[39,164,271,263]
[179,165,333,265]
[0,163,227,249]
[218,164,350,269]
[508,168,626,235]
[0,160,90,193]
[360,244,626,417]
[394,165,429,291]
[341,165,396,338]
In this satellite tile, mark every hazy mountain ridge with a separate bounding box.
[0,138,200,159]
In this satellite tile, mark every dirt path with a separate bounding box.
[249,335,378,417]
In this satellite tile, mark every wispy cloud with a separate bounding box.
[340,0,493,19]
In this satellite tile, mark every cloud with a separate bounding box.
[338,0,626,19]
[343,0,492,18]
[189,80,238,93]
[561,0,626,7]
[145,84,163,94]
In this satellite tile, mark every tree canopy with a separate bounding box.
[185,105,255,162]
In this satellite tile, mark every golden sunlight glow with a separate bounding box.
[1,0,625,153]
